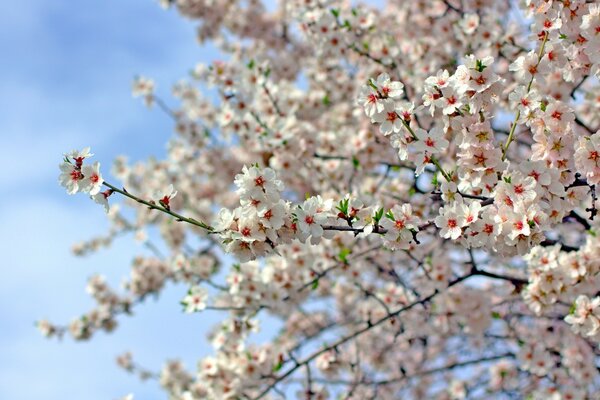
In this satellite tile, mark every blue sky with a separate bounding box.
[0,1,225,398]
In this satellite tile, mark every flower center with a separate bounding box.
[254,176,265,187]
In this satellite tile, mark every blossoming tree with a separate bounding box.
[41,0,600,398]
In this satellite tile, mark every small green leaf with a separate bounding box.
[338,247,351,263]
[247,59,255,69]
[336,198,349,215]
[352,156,360,168]
[367,78,377,90]
[311,280,319,290]
[491,311,501,319]
[322,94,331,106]
[569,301,577,315]
[373,208,384,224]
[385,210,395,220]
[330,8,340,18]
[475,59,487,72]
[272,360,283,372]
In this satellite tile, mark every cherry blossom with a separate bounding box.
[43,0,600,399]
[181,286,209,313]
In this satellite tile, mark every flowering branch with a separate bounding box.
[102,182,214,231]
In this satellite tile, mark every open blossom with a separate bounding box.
[371,103,403,135]
[153,184,178,209]
[438,85,463,115]
[565,295,600,339]
[132,76,155,106]
[509,86,541,116]
[574,133,600,185]
[380,203,418,249]
[181,286,208,313]
[234,165,283,202]
[413,126,449,155]
[257,200,286,230]
[81,162,104,195]
[92,190,112,213]
[357,85,386,118]
[435,201,467,240]
[58,147,100,195]
[373,73,404,99]
[59,161,84,195]
[295,196,331,240]
[357,73,404,120]
[509,51,545,83]
[67,147,93,165]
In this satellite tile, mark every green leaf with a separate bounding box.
[569,301,577,315]
[491,311,501,319]
[336,198,349,215]
[475,59,487,72]
[352,156,360,168]
[272,360,283,372]
[311,280,319,290]
[373,208,384,224]
[322,94,331,106]
[330,8,340,18]
[338,247,351,263]
[247,59,255,69]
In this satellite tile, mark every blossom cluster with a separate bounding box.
[43,0,600,399]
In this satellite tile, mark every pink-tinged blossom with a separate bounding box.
[153,184,178,209]
[380,203,418,250]
[435,202,467,240]
[59,162,84,195]
[413,126,449,155]
[565,295,600,339]
[92,189,112,213]
[295,196,331,240]
[357,85,386,118]
[81,162,104,195]
[574,133,600,184]
[373,73,404,99]
[181,286,208,313]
